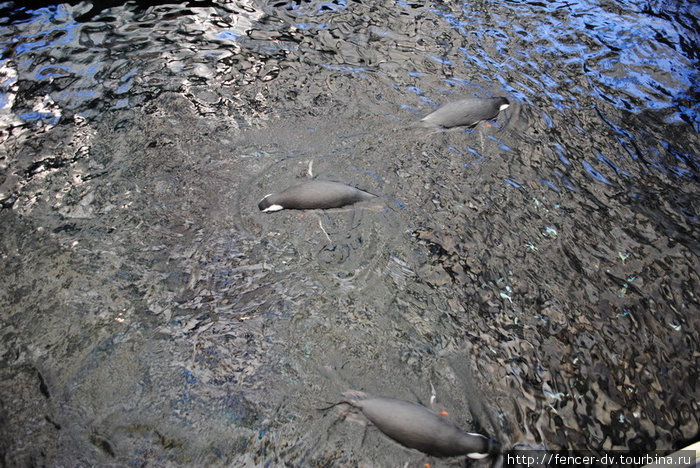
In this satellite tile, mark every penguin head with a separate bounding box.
[486,437,502,455]
[463,433,501,459]
[258,194,283,212]
[496,97,511,112]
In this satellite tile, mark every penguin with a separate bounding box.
[420,97,510,129]
[258,180,376,212]
[342,390,500,458]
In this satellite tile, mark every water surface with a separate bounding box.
[0,0,697,465]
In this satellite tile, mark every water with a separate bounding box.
[0,0,697,465]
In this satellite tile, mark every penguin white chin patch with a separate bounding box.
[499,103,510,111]
[262,204,283,212]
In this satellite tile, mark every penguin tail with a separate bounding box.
[415,118,435,128]
[341,389,368,405]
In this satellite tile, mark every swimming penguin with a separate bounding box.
[258,180,376,212]
[420,97,510,129]
[342,390,500,458]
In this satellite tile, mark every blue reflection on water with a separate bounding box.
[466,146,484,163]
[597,152,633,178]
[660,141,698,178]
[539,178,560,191]
[1,0,696,189]
[317,0,347,13]
[388,196,407,210]
[554,169,576,191]
[504,178,523,189]
[365,170,383,183]
[406,85,423,96]
[430,55,452,66]
[554,144,570,165]
[36,64,72,79]
[541,111,553,127]
[467,0,699,131]
[12,13,76,58]
[116,68,139,94]
[19,111,58,124]
[487,136,513,152]
[217,30,240,40]
[581,160,611,185]
[321,64,369,74]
